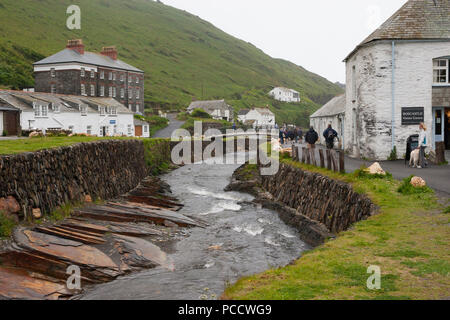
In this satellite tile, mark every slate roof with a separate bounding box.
[254,108,275,116]
[34,49,144,73]
[187,100,231,113]
[310,94,346,118]
[345,0,450,61]
[238,109,250,116]
[134,118,149,126]
[0,90,133,114]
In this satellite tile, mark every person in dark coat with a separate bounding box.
[323,124,338,149]
[279,128,284,145]
[305,127,319,149]
[296,127,303,143]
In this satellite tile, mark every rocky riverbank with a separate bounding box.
[226,162,378,246]
[0,176,205,300]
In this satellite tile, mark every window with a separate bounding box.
[127,124,132,135]
[33,103,40,117]
[129,104,132,110]
[100,106,106,116]
[120,74,124,82]
[52,103,60,113]
[100,71,105,79]
[91,70,95,78]
[80,105,87,116]
[143,125,148,133]
[87,125,92,135]
[90,84,95,96]
[129,88,133,99]
[136,77,139,84]
[113,87,117,98]
[81,84,86,96]
[41,105,48,117]
[51,84,56,94]
[433,59,448,84]
[51,68,56,78]
[120,88,125,98]
[352,65,357,102]
[108,107,117,116]
[136,104,140,112]
[109,87,113,97]
[81,68,85,77]
[69,125,74,132]
[113,72,116,81]
[100,85,105,97]
[109,72,113,81]
[136,90,140,99]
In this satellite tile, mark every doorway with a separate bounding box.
[445,108,450,150]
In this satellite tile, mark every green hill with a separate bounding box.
[0,0,343,127]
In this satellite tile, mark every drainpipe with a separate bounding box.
[391,41,396,150]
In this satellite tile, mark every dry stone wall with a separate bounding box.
[262,163,377,234]
[0,140,148,219]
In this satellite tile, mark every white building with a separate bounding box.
[328,0,449,160]
[238,108,276,128]
[0,90,137,137]
[310,94,346,146]
[187,100,234,121]
[269,87,301,103]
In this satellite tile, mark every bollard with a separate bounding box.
[319,149,325,168]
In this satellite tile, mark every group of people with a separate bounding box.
[279,124,339,150]
[278,127,303,145]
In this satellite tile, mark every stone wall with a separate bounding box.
[0,140,149,220]
[261,163,377,234]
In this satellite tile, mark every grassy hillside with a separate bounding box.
[0,0,343,125]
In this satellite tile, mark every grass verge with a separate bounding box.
[223,159,450,300]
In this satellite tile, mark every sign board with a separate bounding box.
[110,120,116,125]
[402,107,424,125]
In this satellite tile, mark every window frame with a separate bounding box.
[80,68,85,77]
[433,59,449,85]
[50,68,56,78]
[90,84,95,96]
[80,105,88,116]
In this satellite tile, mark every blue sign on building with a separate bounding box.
[110,120,117,125]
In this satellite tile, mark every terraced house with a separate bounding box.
[33,39,145,114]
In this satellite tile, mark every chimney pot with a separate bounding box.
[66,39,84,55]
[101,46,118,60]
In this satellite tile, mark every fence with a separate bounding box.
[291,144,345,173]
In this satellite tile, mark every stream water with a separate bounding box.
[82,153,309,300]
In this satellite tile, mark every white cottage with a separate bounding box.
[238,108,276,128]
[342,0,450,160]
[187,100,233,121]
[0,90,136,137]
[269,87,301,103]
[310,94,346,146]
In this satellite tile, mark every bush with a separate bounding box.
[354,166,393,180]
[443,206,450,214]
[191,108,212,119]
[397,175,433,195]
[0,214,17,238]
[388,146,398,161]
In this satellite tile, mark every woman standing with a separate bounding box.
[417,123,428,169]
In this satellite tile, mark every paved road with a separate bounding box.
[152,114,185,138]
[287,142,450,196]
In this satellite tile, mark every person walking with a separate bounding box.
[297,127,303,144]
[323,124,338,149]
[417,122,428,169]
[279,128,285,145]
[305,126,319,149]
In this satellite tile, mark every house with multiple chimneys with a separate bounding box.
[187,100,234,122]
[312,0,450,160]
[269,87,301,103]
[33,39,145,114]
[238,108,276,128]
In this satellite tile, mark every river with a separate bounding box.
[81,153,309,300]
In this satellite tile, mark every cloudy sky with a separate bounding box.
[162,0,408,83]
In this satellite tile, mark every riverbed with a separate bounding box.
[81,153,309,300]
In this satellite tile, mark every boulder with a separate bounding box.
[367,162,386,175]
[84,195,93,203]
[32,208,42,219]
[410,176,426,188]
[0,196,21,215]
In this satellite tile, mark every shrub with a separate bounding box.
[387,146,397,161]
[2,130,7,137]
[191,108,212,119]
[443,206,450,214]
[397,175,433,195]
[354,166,392,180]
[0,213,17,238]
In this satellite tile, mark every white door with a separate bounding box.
[432,107,445,150]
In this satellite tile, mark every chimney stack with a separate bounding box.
[66,39,85,55]
[101,46,118,60]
